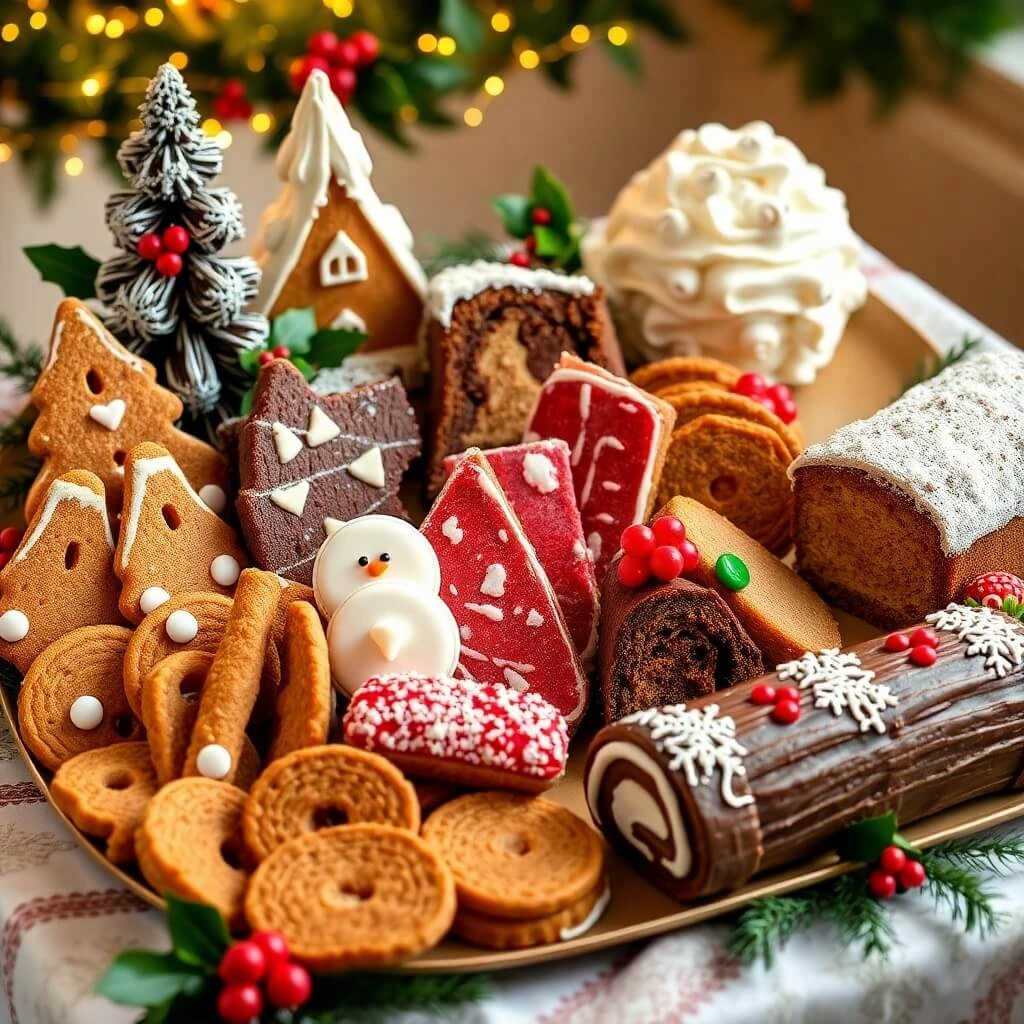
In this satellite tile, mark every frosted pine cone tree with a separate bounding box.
[96,63,267,436]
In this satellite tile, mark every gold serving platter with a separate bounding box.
[9,289,1017,974]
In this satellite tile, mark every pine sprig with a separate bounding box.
[0,320,43,394]
[420,230,504,277]
[918,853,1002,938]
[727,892,823,968]
[898,335,982,396]
[926,835,1024,876]
[0,458,40,513]
[827,872,897,959]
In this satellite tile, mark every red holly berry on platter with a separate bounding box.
[750,683,777,706]
[0,526,24,552]
[249,930,290,970]
[621,523,655,558]
[868,869,897,900]
[306,29,340,61]
[878,844,907,874]
[161,225,190,255]
[908,626,937,649]
[331,65,358,104]
[524,234,537,253]
[908,644,938,667]
[772,698,801,725]
[272,344,291,360]
[616,554,651,588]
[218,940,267,985]
[508,250,531,268]
[883,632,910,653]
[733,372,767,398]
[652,515,686,548]
[290,54,331,93]
[962,571,1024,610]
[649,544,684,582]
[265,961,313,1010]
[767,383,798,424]
[217,982,263,1024]
[259,351,275,366]
[531,206,552,226]
[349,29,381,67]
[137,233,163,261]
[898,859,927,889]
[775,684,800,705]
[213,79,252,122]
[336,38,362,69]
[679,539,700,573]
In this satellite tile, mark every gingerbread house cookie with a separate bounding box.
[791,352,1024,627]
[425,261,625,493]
[252,69,425,359]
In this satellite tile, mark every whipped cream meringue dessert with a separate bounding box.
[583,122,867,384]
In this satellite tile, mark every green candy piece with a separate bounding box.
[715,553,750,591]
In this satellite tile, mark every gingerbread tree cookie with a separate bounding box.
[235,359,420,585]
[115,442,248,624]
[421,450,588,730]
[0,471,124,674]
[27,299,229,521]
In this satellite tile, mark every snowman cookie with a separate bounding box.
[312,516,460,697]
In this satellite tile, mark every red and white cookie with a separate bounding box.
[421,449,589,729]
[343,673,569,793]
[524,353,674,584]
[443,439,599,666]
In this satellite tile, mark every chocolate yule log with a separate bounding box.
[585,604,1024,901]
[599,555,764,722]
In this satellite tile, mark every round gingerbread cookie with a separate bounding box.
[630,356,741,395]
[136,777,249,928]
[422,793,605,920]
[19,625,142,771]
[452,878,610,950]
[245,824,456,970]
[656,413,795,555]
[123,591,232,718]
[50,742,157,864]
[243,745,419,862]
[141,650,211,786]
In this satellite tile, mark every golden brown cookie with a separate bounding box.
[452,878,610,950]
[655,379,731,397]
[26,299,228,522]
[19,625,142,771]
[0,470,125,675]
[656,414,795,555]
[266,602,332,762]
[245,824,456,970]
[122,592,232,719]
[630,356,741,395]
[50,742,156,864]
[422,793,605,919]
[183,569,280,785]
[258,580,317,722]
[114,442,248,625]
[243,745,418,862]
[141,650,210,785]
[414,780,461,816]
[136,777,249,928]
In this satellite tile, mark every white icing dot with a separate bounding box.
[0,610,29,643]
[196,743,232,780]
[210,554,241,587]
[70,695,104,731]
[522,452,559,494]
[88,398,126,431]
[465,602,503,622]
[139,587,171,615]
[441,516,463,545]
[526,609,544,627]
[498,529,509,543]
[198,484,227,514]
[503,668,529,691]
[165,610,199,644]
[480,564,507,598]
[460,624,473,640]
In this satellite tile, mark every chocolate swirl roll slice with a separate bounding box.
[586,605,1024,902]
[599,562,764,723]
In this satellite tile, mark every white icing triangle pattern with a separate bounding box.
[306,406,341,447]
[89,398,126,431]
[272,422,303,464]
[324,517,346,536]
[270,480,310,516]
[347,447,385,488]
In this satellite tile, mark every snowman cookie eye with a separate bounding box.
[358,556,369,567]
[380,553,391,562]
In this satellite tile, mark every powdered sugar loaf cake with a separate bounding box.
[791,351,1024,627]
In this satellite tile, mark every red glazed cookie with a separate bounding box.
[27,299,228,521]
[0,471,125,675]
[122,592,232,719]
[343,674,569,793]
[51,742,157,864]
[19,624,142,771]
[443,439,599,664]
[524,353,676,584]
[421,450,588,730]
[114,442,248,624]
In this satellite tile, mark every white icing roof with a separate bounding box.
[427,260,595,328]
[790,351,1024,555]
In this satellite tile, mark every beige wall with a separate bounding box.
[1,0,1020,347]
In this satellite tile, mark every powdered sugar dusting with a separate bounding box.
[480,563,507,598]
[791,352,1024,555]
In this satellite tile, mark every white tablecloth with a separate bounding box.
[2,247,1022,1024]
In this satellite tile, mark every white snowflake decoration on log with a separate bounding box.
[926,603,1024,678]
[621,704,754,808]
[776,649,898,734]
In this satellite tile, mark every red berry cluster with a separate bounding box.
[750,682,802,725]
[216,930,312,1023]
[616,516,699,588]
[0,526,24,571]
[962,571,1024,610]
[137,225,190,278]
[213,80,253,122]
[732,372,798,425]
[508,207,553,268]
[258,345,292,368]
[883,626,938,668]
[867,845,927,900]
[292,29,380,105]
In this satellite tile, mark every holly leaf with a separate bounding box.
[604,39,643,78]
[531,225,565,260]
[492,195,532,239]
[237,348,264,376]
[307,328,367,369]
[529,166,575,234]
[165,896,229,967]
[290,356,317,381]
[270,308,317,356]
[440,0,484,55]
[95,950,207,1007]
[239,387,255,417]
[836,812,898,863]
[406,57,472,93]
[23,244,101,300]
[629,0,690,42]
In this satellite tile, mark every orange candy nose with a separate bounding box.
[367,560,389,577]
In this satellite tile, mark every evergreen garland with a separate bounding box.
[898,335,982,396]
